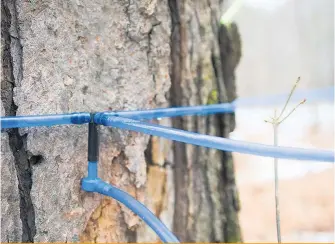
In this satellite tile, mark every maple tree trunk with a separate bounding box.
[1,0,241,242]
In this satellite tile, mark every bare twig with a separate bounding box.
[273,123,281,243]
[278,76,301,119]
[278,99,306,124]
[264,77,306,243]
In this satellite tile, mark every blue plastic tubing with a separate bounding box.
[81,178,179,243]
[0,112,91,129]
[1,86,333,128]
[87,161,98,179]
[95,86,334,120]
[101,103,235,120]
[0,104,234,129]
[94,114,335,163]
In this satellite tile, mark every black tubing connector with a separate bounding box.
[88,113,99,162]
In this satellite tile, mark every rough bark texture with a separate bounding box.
[1,107,22,242]
[1,0,241,242]
[167,1,241,242]
[1,1,28,242]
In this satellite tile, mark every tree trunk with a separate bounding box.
[1,0,241,242]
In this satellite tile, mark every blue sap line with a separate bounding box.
[99,102,235,120]
[0,112,91,129]
[81,178,179,243]
[96,86,334,120]
[1,86,333,128]
[0,104,233,129]
[94,114,334,163]
[87,161,98,179]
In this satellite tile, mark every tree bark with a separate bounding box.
[167,1,241,242]
[1,0,241,242]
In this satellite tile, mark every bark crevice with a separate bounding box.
[1,0,36,242]
[168,1,242,242]
[168,0,190,241]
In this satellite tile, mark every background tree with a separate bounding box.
[1,0,241,242]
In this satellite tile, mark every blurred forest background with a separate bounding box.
[229,0,334,241]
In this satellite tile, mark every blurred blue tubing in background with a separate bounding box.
[235,86,334,107]
[0,112,91,129]
[94,114,334,163]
